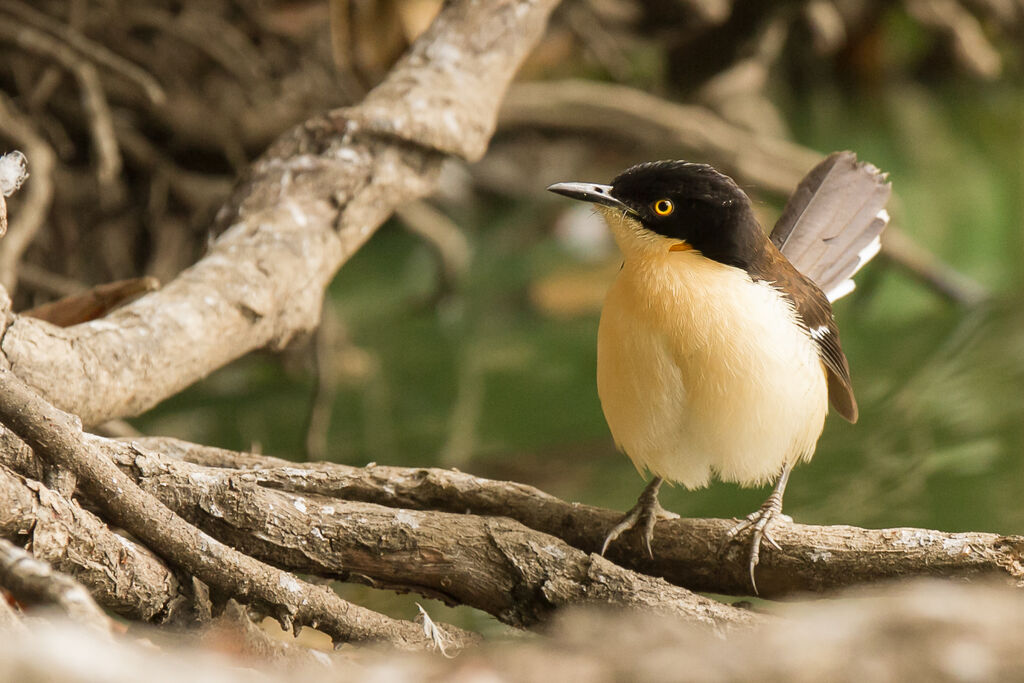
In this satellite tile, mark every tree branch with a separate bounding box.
[0,461,195,623]
[0,537,112,634]
[137,437,1024,599]
[0,366,475,650]
[0,0,559,426]
[103,439,761,632]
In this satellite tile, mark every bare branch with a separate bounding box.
[138,437,1024,599]
[0,367,474,650]
[0,460,193,623]
[0,0,559,426]
[905,0,1003,79]
[104,439,762,632]
[0,537,112,634]
[0,0,166,103]
[500,78,821,194]
[0,22,123,203]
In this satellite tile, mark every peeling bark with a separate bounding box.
[108,440,761,632]
[0,367,480,650]
[139,437,1024,599]
[0,464,193,622]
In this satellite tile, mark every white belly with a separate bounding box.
[597,251,829,489]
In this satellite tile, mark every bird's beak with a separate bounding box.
[547,182,637,215]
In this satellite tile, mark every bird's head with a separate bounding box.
[548,160,764,269]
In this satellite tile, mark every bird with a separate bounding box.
[547,152,890,593]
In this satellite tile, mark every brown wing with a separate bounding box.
[751,244,858,423]
[771,151,891,303]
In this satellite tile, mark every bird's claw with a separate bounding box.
[601,488,679,558]
[722,498,788,595]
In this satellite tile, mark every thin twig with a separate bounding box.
[0,0,165,103]
[0,21,123,204]
[74,62,122,204]
[124,7,267,85]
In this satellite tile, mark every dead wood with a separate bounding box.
[0,366,477,650]
[0,461,193,623]
[0,0,560,426]
[0,1,1017,669]
[135,436,1024,599]
[0,537,112,633]
[21,276,160,326]
[104,438,762,632]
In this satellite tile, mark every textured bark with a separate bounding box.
[0,537,111,633]
[0,0,559,426]
[0,464,192,623]
[106,440,761,632]
[139,437,1024,599]
[0,367,476,650]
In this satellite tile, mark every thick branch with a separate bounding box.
[0,0,558,425]
[105,440,760,632]
[0,367,474,650]
[140,437,1024,598]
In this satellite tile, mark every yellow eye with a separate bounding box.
[653,199,674,216]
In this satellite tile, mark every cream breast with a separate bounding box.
[596,212,829,489]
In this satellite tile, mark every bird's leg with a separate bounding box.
[601,476,680,558]
[723,462,794,595]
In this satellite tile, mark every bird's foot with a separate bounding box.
[722,492,790,595]
[601,480,679,558]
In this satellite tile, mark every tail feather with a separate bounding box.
[771,151,891,302]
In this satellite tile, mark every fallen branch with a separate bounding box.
[0,366,475,650]
[104,439,761,632]
[0,460,194,623]
[0,537,112,634]
[137,437,1024,599]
